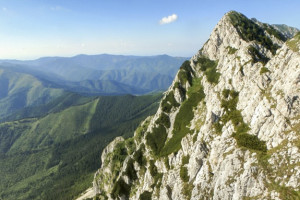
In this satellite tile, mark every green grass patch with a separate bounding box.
[197,56,220,84]
[233,133,267,152]
[161,91,180,113]
[182,155,190,165]
[227,46,238,54]
[156,113,171,128]
[182,182,193,199]
[260,66,270,75]
[215,89,267,152]
[286,32,300,52]
[180,155,190,185]
[180,166,189,182]
[160,79,205,156]
[146,125,167,156]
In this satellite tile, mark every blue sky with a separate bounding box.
[0,0,299,59]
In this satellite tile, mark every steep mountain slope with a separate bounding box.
[251,18,299,39]
[272,24,299,38]
[1,55,187,94]
[0,65,65,119]
[0,93,162,200]
[92,11,300,200]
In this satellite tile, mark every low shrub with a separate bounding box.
[233,133,267,152]
[227,46,238,54]
[180,166,189,182]
[146,125,167,155]
[139,191,152,200]
[260,66,270,74]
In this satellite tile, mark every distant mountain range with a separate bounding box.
[0,54,187,120]
[0,53,181,199]
[0,66,65,119]
[0,54,188,95]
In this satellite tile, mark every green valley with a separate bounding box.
[0,93,162,200]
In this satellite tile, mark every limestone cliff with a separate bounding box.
[92,11,300,200]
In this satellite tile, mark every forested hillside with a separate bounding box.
[0,93,162,200]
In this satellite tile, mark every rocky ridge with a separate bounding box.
[91,11,300,200]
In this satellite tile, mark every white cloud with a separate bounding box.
[50,6,63,11]
[159,14,178,25]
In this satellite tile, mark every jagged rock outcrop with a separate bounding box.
[92,11,300,200]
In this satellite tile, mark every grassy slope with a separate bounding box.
[0,93,162,200]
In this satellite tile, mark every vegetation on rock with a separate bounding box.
[160,78,205,156]
[214,89,267,152]
[287,32,300,52]
[228,11,280,55]
[197,56,220,84]
[227,46,238,54]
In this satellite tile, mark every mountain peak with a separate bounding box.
[195,10,289,68]
[91,11,300,200]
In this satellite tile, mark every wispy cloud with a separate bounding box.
[50,6,66,11]
[159,14,178,25]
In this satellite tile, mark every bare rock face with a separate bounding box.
[92,11,300,200]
